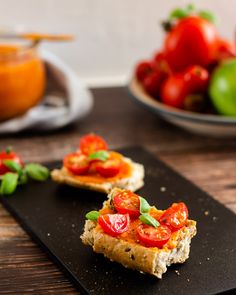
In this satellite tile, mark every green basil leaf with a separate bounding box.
[139,213,160,228]
[25,163,49,181]
[86,210,100,221]
[0,172,18,195]
[89,150,109,162]
[3,160,22,173]
[139,197,151,214]
[18,170,28,185]
[169,8,189,20]
[198,10,217,24]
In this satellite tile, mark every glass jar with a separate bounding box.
[0,39,45,121]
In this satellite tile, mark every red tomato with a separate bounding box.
[63,152,90,175]
[152,51,172,75]
[143,71,164,98]
[95,157,121,178]
[164,16,218,72]
[137,224,171,248]
[215,39,236,60]
[113,190,140,218]
[159,202,188,232]
[98,213,130,236]
[135,61,153,82]
[184,65,209,93]
[160,74,189,108]
[79,134,107,155]
[0,150,23,175]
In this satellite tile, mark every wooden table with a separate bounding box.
[0,87,235,294]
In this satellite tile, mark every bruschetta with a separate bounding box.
[51,134,144,193]
[81,188,197,278]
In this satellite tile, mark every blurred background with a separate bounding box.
[1,0,235,87]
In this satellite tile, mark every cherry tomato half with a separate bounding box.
[95,156,121,178]
[98,213,130,237]
[0,150,23,175]
[159,202,188,232]
[137,224,171,248]
[63,152,90,175]
[79,134,107,155]
[113,190,140,218]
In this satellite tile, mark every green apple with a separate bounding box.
[209,59,236,116]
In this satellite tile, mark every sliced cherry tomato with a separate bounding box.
[159,202,188,232]
[98,213,130,236]
[0,150,23,175]
[164,16,218,72]
[63,152,90,175]
[79,134,107,155]
[95,156,121,178]
[135,61,153,82]
[113,190,140,218]
[137,224,171,248]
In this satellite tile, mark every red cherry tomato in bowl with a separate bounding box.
[98,213,130,236]
[215,39,236,60]
[79,134,107,155]
[164,16,218,72]
[143,71,165,98]
[63,152,90,175]
[95,156,121,178]
[137,224,171,248]
[0,150,23,175]
[135,61,153,82]
[113,190,140,218]
[159,202,188,232]
[160,74,188,108]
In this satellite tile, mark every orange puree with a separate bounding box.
[72,159,132,184]
[0,44,45,121]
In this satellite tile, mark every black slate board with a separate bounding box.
[1,147,236,295]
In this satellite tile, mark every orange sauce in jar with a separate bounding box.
[0,44,45,121]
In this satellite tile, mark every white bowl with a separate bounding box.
[128,77,236,137]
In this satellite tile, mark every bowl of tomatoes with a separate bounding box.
[129,4,236,137]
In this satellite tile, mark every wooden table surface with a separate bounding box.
[0,87,235,294]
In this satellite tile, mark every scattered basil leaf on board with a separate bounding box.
[0,173,19,195]
[3,159,22,173]
[18,171,28,185]
[86,211,100,221]
[139,197,151,214]
[25,163,50,181]
[139,213,160,228]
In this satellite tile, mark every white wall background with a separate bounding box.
[0,0,235,86]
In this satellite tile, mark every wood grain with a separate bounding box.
[0,87,235,294]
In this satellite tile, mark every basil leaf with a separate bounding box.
[139,213,160,228]
[198,10,217,24]
[89,150,109,162]
[3,160,22,173]
[169,8,189,20]
[18,170,28,185]
[25,163,49,181]
[139,197,151,214]
[86,211,100,221]
[0,172,18,195]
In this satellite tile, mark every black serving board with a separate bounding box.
[1,147,236,295]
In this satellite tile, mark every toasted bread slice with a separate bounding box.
[81,189,197,278]
[51,158,144,193]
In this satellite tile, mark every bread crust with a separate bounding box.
[51,158,144,193]
[81,189,197,278]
